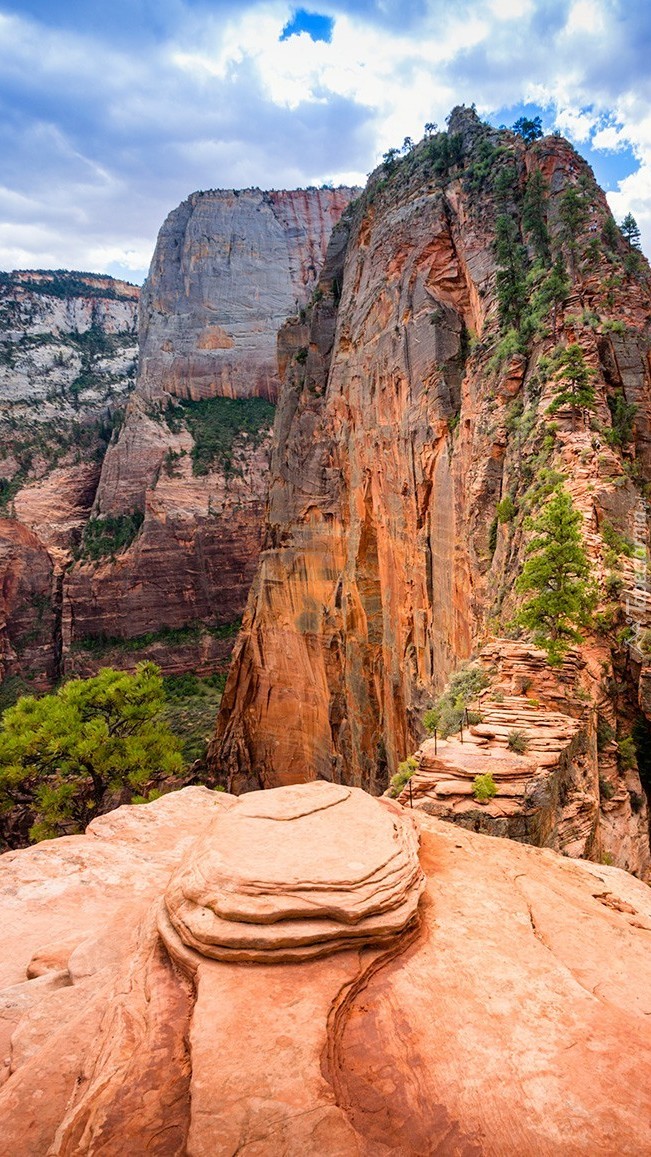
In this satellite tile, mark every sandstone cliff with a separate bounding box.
[214,109,651,874]
[63,188,359,678]
[1,784,651,1153]
[0,272,138,692]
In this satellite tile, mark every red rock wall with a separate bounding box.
[214,109,651,873]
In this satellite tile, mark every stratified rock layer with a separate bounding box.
[161,782,424,962]
[63,187,358,677]
[214,109,651,873]
[1,786,651,1154]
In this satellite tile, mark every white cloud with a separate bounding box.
[1,0,651,275]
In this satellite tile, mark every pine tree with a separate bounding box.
[0,662,184,848]
[559,186,588,274]
[494,213,528,330]
[523,169,551,265]
[516,488,594,665]
[512,116,543,143]
[548,343,596,426]
[620,213,641,250]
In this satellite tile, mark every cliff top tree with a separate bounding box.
[620,212,641,250]
[548,343,596,426]
[512,115,543,143]
[516,488,594,665]
[0,662,184,848]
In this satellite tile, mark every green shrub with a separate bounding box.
[389,756,418,797]
[507,729,530,754]
[596,716,615,750]
[599,775,615,801]
[79,511,144,560]
[618,736,638,771]
[166,396,276,477]
[496,495,516,523]
[423,664,489,738]
[601,519,634,558]
[472,773,498,801]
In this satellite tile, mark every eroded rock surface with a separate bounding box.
[161,782,424,963]
[214,109,651,873]
[62,187,359,678]
[1,785,651,1154]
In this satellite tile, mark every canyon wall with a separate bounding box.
[63,187,359,677]
[0,272,139,694]
[214,108,651,874]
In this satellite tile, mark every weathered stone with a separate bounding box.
[1,785,651,1153]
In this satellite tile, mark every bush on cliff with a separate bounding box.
[423,664,489,738]
[0,662,183,848]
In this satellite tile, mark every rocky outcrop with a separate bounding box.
[1,784,651,1153]
[160,782,424,963]
[63,188,358,677]
[394,641,651,877]
[214,108,651,872]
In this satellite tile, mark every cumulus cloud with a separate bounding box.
[0,0,650,279]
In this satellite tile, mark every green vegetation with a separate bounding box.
[605,390,636,447]
[507,729,530,754]
[72,617,241,655]
[599,775,615,801]
[0,663,183,848]
[423,664,489,738]
[78,511,144,560]
[512,115,543,142]
[620,213,641,250]
[494,213,528,330]
[548,343,596,425]
[166,395,275,477]
[600,519,634,559]
[496,495,516,523]
[472,773,498,801]
[522,170,550,264]
[617,736,638,771]
[388,756,418,798]
[161,672,226,764]
[516,488,595,665]
[0,270,137,301]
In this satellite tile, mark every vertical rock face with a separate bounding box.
[0,273,139,692]
[215,109,651,873]
[138,188,358,405]
[63,187,359,676]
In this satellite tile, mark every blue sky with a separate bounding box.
[1,1,650,282]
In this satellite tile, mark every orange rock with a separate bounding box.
[1,785,651,1153]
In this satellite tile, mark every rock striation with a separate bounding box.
[62,187,358,678]
[160,782,424,963]
[0,271,139,691]
[214,108,651,873]
[1,785,651,1153]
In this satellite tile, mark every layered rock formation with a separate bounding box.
[160,782,424,963]
[2,784,651,1153]
[0,272,139,691]
[214,108,651,873]
[63,187,358,677]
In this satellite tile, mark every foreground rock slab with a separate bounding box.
[1,784,651,1154]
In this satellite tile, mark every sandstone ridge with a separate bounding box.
[2,786,651,1153]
